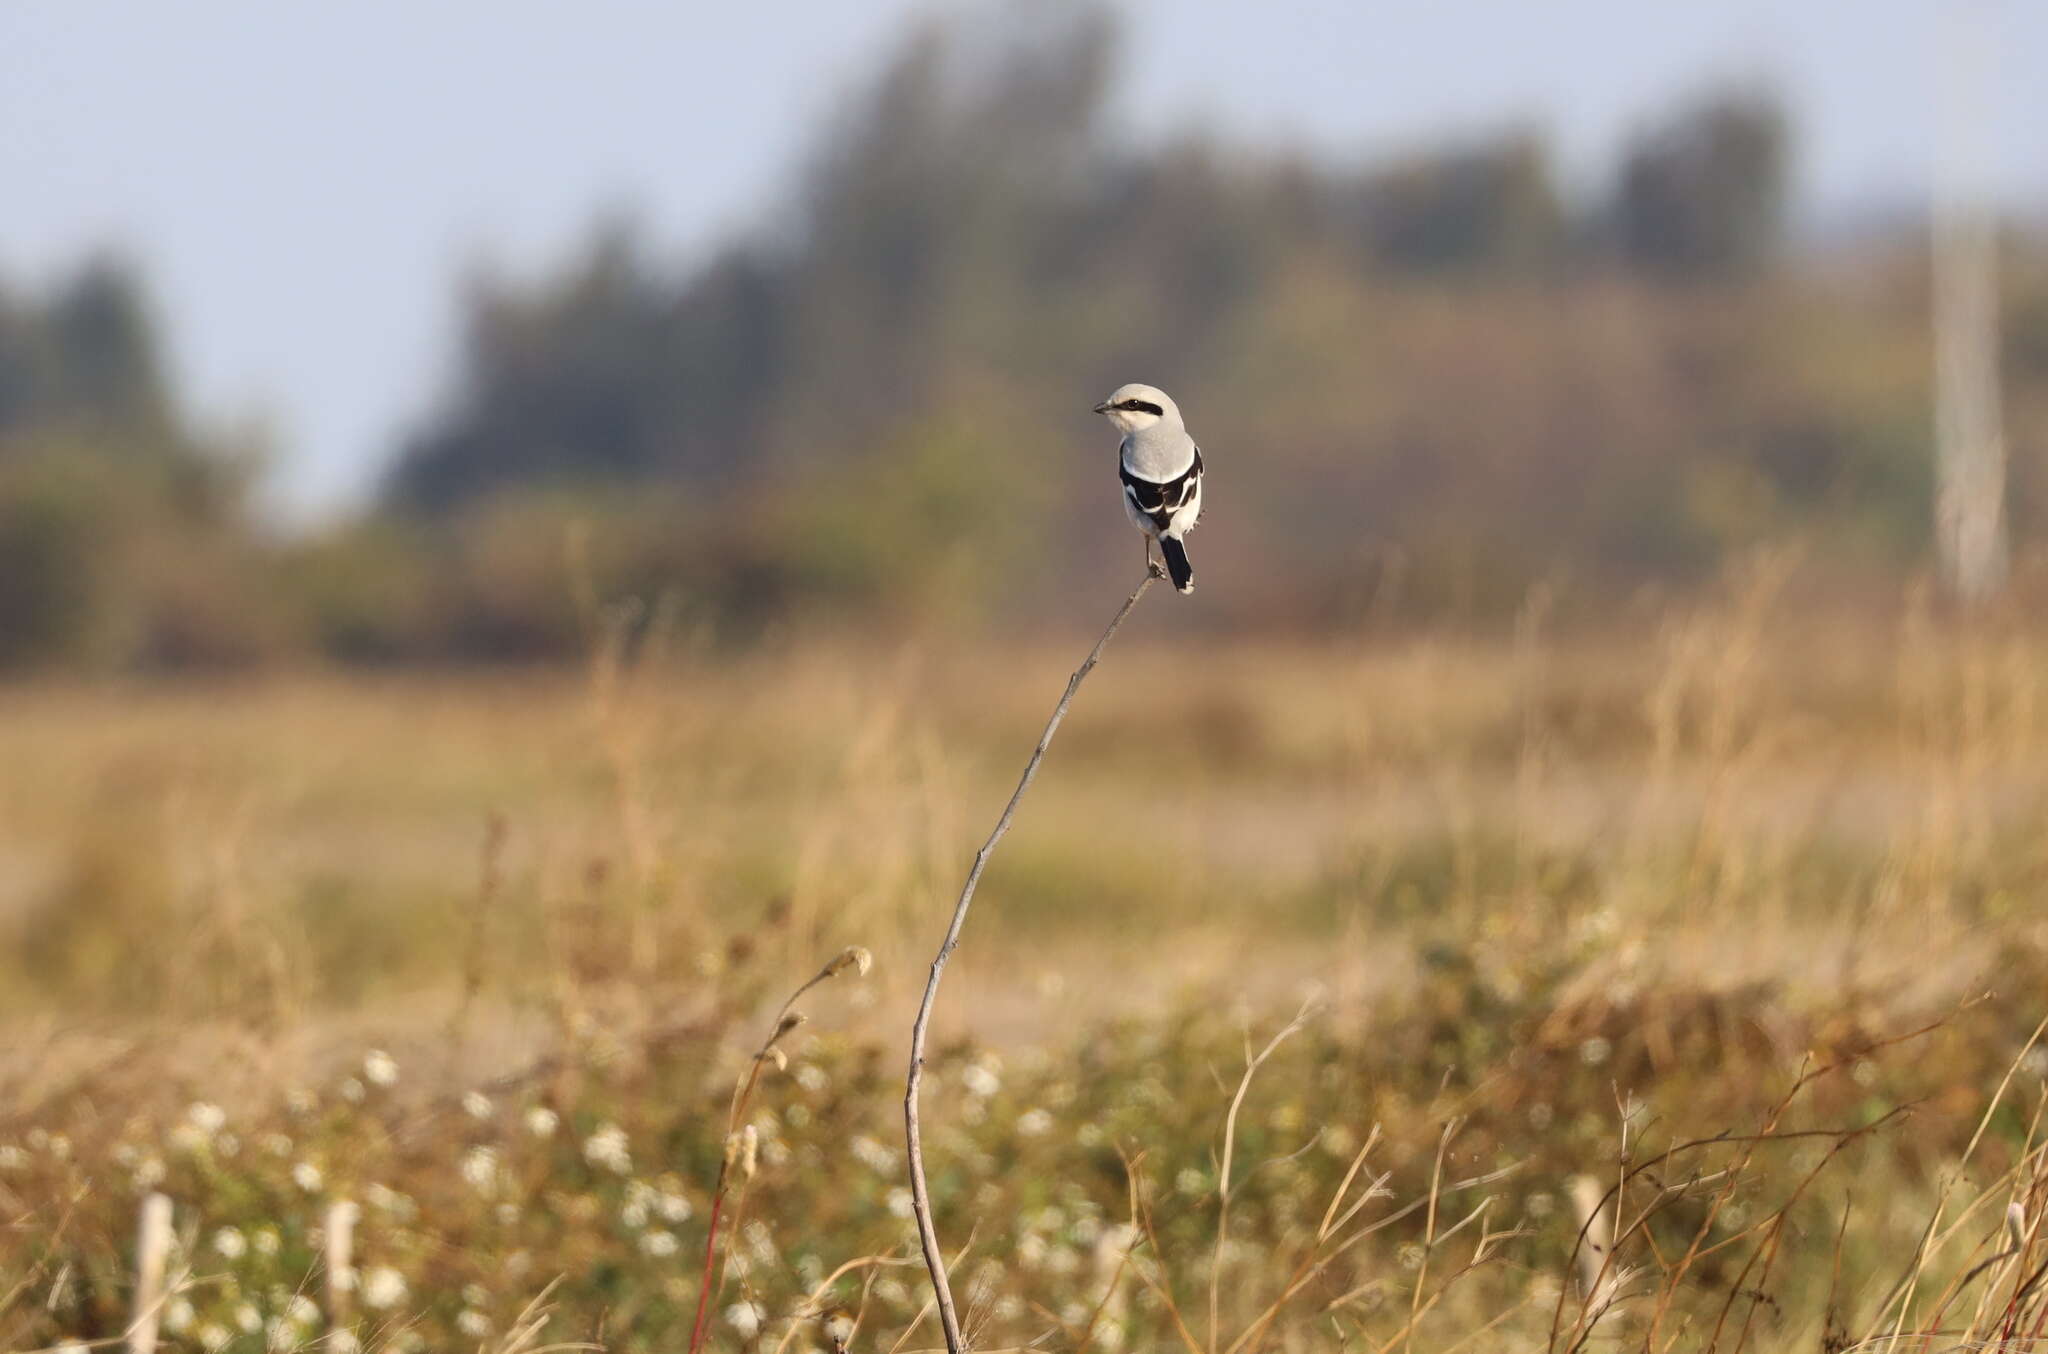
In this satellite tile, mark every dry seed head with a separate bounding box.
[826,946,874,979]
[760,1047,789,1072]
[822,1307,856,1352]
[774,1011,807,1042]
[738,1125,759,1182]
[2009,1201,2028,1251]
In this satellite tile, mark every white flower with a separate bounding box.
[365,1182,408,1214]
[235,1303,263,1332]
[164,1298,195,1333]
[850,1135,895,1175]
[582,1123,631,1174]
[286,1294,320,1326]
[455,1309,491,1338]
[744,1219,777,1264]
[463,1283,489,1307]
[263,1133,295,1157]
[961,1064,1001,1098]
[339,1077,366,1104]
[214,1226,249,1259]
[725,1302,765,1338]
[362,1267,408,1310]
[188,1102,228,1134]
[254,1227,281,1256]
[264,1316,295,1351]
[640,1229,679,1258]
[292,1161,324,1193]
[495,1201,519,1224]
[794,1064,828,1092]
[328,1330,360,1354]
[658,1191,692,1223]
[197,1322,232,1351]
[362,1050,399,1086]
[886,1187,915,1218]
[462,1091,493,1120]
[525,1106,559,1139]
[620,1199,649,1229]
[1579,1036,1612,1066]
[0,1144,25,1170]
[132,1156,166,1189]
[459,1145,501,1194]
[1016,1108,1053,1137]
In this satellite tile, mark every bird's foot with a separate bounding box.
[1146,558,1168,581]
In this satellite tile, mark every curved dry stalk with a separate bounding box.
[769,1252,923,1354]
[689,946,873,1354]
[1210,998,1318,1350]
[904,565,1163,1353]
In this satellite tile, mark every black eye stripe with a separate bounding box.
[1117,400,1164,416]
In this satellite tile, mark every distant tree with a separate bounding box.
[0,260,273,669]
[0,256,168,444]
[1612,89,1789,279]
[384,3,1119,516]
[1351,134,1565,273]
[384,224,790,513]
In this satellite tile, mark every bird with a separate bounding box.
[1094,382,1204,594]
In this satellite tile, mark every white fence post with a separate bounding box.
[127,1192,173,1354]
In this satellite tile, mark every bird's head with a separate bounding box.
[1093,382,1182,435]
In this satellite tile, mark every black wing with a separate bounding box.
[1121,447,1203,529]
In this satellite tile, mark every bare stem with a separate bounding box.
[905,565,1164,1353]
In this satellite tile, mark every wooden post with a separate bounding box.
[128,1192,173,1354]
[1934,2,2007,605]
[326,1199,359,1331]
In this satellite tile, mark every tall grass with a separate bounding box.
[0,566,2045,1350]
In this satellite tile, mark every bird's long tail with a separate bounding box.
[1160,536,1194,594]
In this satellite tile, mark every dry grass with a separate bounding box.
[1,568,2047,1351]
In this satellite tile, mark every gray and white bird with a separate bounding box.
[1094,382,1204,593]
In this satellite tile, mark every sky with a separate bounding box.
[3,1,2043,522]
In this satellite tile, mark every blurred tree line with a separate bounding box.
[5,3,2046,669]
[0,259,286,668]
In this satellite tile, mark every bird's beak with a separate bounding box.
[1092,400,1112,415]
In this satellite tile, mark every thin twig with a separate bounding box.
[904,565,1164,1353]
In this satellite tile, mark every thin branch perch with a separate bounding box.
[904,564,1164,1353]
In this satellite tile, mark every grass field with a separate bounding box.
[3,567,2048,1352]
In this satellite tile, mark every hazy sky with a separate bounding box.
[3,1,2042,520]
